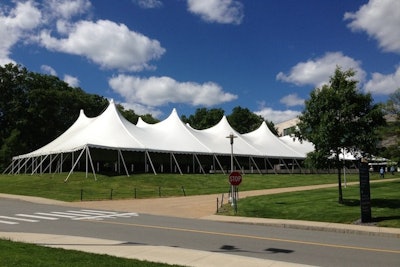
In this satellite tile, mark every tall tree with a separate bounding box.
[297,67,385,203]
[385,88,400,120]
[381,88,400,163]
[0,63,109,169]
[227,106,264,134]
[181,108,224,129]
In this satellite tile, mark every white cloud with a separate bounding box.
[63,74,80,87]
[0,1,42,65]
[38,19,166,71]
[46,0,92,19]
[120,101,163,117]
[41,64,57,76]
[133,0,163,9]
[364,66,400,95]
[108,75,237,107]
[276,52,366,88]
[344,0,400,54]
[255,107,300,124]
[187,0,244,25]
[280,93,305,107]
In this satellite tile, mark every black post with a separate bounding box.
[359,159,372,223]
[158,186,161,197]
[134,188,137,199]
[110,189,113,200]
[80,189,83,201]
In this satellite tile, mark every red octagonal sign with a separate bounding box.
[229,171,242,186]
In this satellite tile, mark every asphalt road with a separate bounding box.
[1,198,399,267]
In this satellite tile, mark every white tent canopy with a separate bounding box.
[8,100,311,177]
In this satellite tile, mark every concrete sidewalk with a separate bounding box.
[1,179,399,266]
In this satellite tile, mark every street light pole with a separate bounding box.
[226,132,237,210]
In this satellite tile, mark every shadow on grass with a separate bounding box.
[342,198,400,209]
[343,198,400,223]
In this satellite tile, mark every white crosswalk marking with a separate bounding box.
[16,214,60,220]
[0,209,139,225]
[72,212,139,220]
[0,220,18,225]
[0,215,38,222]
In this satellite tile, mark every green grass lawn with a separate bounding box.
[0,239,183,267]
[0,172,365,201]
[220,179,400,228]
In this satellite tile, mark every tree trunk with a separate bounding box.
[337,167,343,204]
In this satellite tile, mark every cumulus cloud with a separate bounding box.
[108,75,237,107]
[276,52,366,88]
[133,0,163,9]
[344,0,400,54]
[364,66,400,95]
[46,0,92,19]
[0,1,42,65]
[280,93,305,107]
[187,0,244,25]
[38,19,166,71]
[41,64,57,75]
[254,107,300,124]
[63,74,80,87]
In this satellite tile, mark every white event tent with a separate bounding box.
[6,100,309,179]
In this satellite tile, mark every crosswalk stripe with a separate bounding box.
[81,209,120,214]
[49,211,90,217]
[35,212,75,218]
[0,210,139,225]
[16,214,59,220]
[0,215,38,222]
[72,212,139,220]
[67,210,117,216]
[0,220,19,225]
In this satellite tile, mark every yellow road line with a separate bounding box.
[92,220,400,254]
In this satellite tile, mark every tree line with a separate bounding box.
[0,63,277,170]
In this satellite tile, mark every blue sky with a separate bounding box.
[1,0,399,123]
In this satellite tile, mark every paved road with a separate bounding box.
[1,197,399,267]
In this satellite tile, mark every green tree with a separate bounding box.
[227,106,264,134]
[117,104,159,124]
[181,108,225,129]
[297,67,385,203]
[380,88,400,163]
[0,63,109,170]
[385,88,400,120]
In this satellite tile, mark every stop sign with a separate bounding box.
[229,171,242,186]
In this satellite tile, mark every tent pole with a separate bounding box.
[2,160,14,174]
[14,158,29,175]
[193,154,205,174]
[65,148,86,182]
[171,153,183,175]
[280,158,291,174]
[233,156,243,173]
[293,158,303,174]
[118,150,130,177]
[31,155,49,175]
[213,155,225,174]
[145,151,157,175]
[266,158,277,174]
[250,156,262,175]
[85,147,88,178]
[42,154,59,174]
[85,147,97,181]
